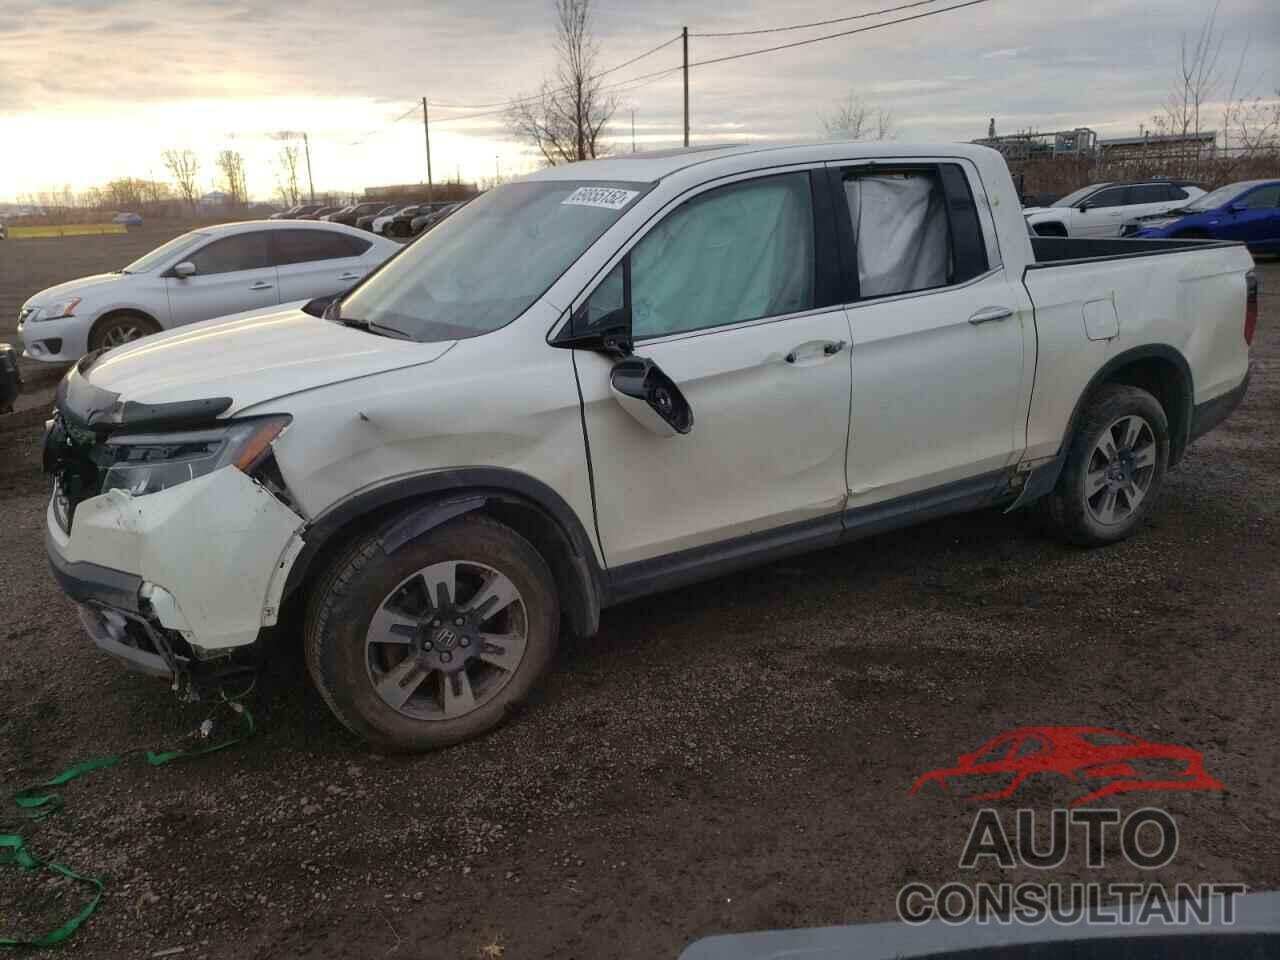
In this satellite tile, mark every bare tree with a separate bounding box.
[163,148,201,211]
[821,94,894,141]
[506,0,616,165]
[274,144,302,206]
[215,149,248,207]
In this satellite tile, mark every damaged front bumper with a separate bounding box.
[45,465,305,695]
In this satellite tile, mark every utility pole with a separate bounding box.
[682,26,689,147]
[631,108,636,153]
[495,155,500,183]
[302,132,315,203]
[422,97,434,205]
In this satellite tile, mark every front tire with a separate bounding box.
[305,514,559,751]
[1044,384,1169,546]
[89,311,159,352]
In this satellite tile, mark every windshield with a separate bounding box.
[1052,184,1105,208]
[1185,182,1250,212]
[121,231,207,273]
[338,180,648,341]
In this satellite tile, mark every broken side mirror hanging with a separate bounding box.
[609,356,694,437]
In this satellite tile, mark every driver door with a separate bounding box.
[571,170,853,573]
[165,230,280,327]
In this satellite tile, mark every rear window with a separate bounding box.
[274,229,370,265]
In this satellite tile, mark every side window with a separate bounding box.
[1086,187,1128,208]
[1170,186,1189,201]
[582,172,815,340]
[274,229,370,266]
[187,232,272,275]
[1240,185,1280,209]
[840,163,988,299]
[1129,184,1168,204]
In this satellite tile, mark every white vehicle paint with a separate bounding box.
[1024,181,1206,238]
[43,142,1254,750]
[16,220,399,363]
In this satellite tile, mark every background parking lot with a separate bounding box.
[2,234,1277,959]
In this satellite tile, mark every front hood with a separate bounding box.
[83,305,455,412]
[24,272,124,308]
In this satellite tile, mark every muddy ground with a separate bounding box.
[1,235,1277,959]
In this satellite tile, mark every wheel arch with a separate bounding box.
[282,468,604,640]
[1032,220,1068,237]
[1015,344,1193,508]
[88,307,161,345]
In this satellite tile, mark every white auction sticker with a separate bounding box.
[561,186,639,210]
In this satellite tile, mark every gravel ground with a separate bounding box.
[1,239,1277,959]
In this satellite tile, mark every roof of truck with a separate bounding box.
[521,141,1004,184]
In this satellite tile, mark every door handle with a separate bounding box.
[250,281,274,291]
[968,306,1014,325]
[338,272,361,280]
[785,340,846,363]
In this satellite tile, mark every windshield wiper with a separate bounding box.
[335,315,413,340]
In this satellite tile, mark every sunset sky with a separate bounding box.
[2,0,1277,203]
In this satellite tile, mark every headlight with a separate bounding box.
[35,297,81,321]
[99,415,290,497]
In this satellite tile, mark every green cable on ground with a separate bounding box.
[0,700,254,949]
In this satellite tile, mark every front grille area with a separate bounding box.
[44,415,105,531]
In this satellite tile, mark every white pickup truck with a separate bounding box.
[42,142,1256,751]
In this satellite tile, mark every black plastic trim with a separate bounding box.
[282,467,605,634]
[1190,369,1250,442]
[608,513,844,605]
[842,468,1010,539]
[608,469,1012,605]
[379,495,487,554]
[55,362,232,433]
[46,525,142,613]
[1027,235,1240,268]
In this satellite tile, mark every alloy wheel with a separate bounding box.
[364,560,529,721]
[1084,414,1157,525]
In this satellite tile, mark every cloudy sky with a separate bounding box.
[1,0,1277,202]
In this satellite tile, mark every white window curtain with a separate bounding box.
[845,174,950,298]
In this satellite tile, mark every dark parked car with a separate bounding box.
[409,202,463,235]
[272,203,324,220]
[1129,178,1280,252]
[325,202,392,227]
[298,206,339,221]
[355,203,403,232]
[384,201,457,238]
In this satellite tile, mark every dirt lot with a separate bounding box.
[1,235,1278,959]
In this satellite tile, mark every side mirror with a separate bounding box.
[610,357,693,437]
[173,261,196,278]
[1077,202,1090,213]
[1228,202,1247,213]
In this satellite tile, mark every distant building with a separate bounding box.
[973,127,1098,162]
[198,190,231,209]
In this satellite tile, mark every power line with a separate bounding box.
[347,0,992,141]
[427,33,683,112]
[346,101,424,146]
[691,0,945,38]
[669,0,996,75]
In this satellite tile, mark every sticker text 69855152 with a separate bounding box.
[561,187,640,211]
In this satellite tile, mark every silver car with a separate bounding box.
[17,220,400,363]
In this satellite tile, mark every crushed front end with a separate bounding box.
[43,354,304,700]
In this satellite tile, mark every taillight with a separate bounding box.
[1244,270,1258,346]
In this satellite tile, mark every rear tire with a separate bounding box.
[305,514,560,751]
[1044,384,1169,547]
[89,312,159,352]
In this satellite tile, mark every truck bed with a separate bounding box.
[1029,235,1239,268]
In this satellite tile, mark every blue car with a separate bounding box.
[1130,179,1280,252]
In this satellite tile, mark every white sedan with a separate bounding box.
[1023,180,1205,238]
[17,220,399,363]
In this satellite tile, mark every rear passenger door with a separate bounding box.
[828,160,1034,513]
[271,228,375,302]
